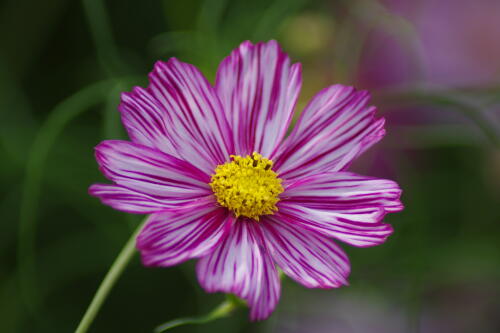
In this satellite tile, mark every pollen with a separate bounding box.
[210,152,284,221]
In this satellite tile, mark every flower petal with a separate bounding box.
[120,58,233,174]
[279,172,403,247]
[94,140,211,206]
[196,221,280,320]
[261,216,350,288]
[248,249,281,321]
[215,40,302,157]
[272,84,384,180]
[249,225,281,320]
[137,199,231,267]
[89,183,177,214]
[284,171,404,213]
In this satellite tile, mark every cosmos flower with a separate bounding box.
[89,40,403,320]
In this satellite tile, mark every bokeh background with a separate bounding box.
[1,0,499,332]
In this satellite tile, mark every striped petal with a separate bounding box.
[137,199,231,266]
[261,216,350,289]
[89,183,177,214]
[248,250,280,321]
[215,40,302,157]
[196,221,280,320]
[279,172,403,247]
[120,58,232,174]
[272,84,384,180]
[93,140,211,207]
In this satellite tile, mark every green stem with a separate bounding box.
[75,218,147,333]
[153,266,285,332]
[154,294,242,333]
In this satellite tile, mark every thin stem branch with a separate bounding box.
[154,294,242,333]
[75,218,147,333]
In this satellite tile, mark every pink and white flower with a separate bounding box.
[89,40,403,320]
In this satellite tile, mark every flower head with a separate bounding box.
[89,40,403,320]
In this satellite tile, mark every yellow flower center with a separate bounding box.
[210,152,284,221]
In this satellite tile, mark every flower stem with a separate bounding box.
[154,294,242,332]
[75,218,147,333]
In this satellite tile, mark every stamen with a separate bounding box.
[209,152,283,220]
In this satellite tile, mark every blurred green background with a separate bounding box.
[1,0,499,332]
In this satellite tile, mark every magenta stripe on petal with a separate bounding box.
[272,84,384,180]
[248,248,280,321]
[94,140,211,206]
[137,199,231,267]
[276,206,393,248]
[89,183,182,214]
[261,216,350,289]
[215,40,302,157]
[120,86,179,156]
[196,220,280,320]
[283,171,403,213]
[278,171,403,247]
[120,58,233,174]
